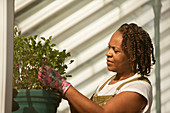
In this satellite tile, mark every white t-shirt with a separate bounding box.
[95,73,152,113]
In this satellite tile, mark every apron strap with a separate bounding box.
[98,75,115,92]
[116,76,151,91]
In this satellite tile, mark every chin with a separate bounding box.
[107,67,116,72]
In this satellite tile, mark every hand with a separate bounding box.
[38,65,71,95]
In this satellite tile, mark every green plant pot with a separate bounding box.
[13,89,62,113]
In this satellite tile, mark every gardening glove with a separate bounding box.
[38,65,71,95]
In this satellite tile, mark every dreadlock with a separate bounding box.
[118,23,156,76]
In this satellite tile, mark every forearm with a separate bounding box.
[65,85,105,113]
[69,102,79,113]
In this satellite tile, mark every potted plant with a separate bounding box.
[13,27,73,113]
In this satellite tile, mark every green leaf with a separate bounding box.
[34,35,38,40]
[49,36,52,40]
[51,44,56,47]
[41,37,45,41]
[18,31,21,36]
[13,27,74,90]
[69,60,74,64]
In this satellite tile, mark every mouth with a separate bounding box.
[106,59,114,65]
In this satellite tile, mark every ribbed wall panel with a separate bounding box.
[14,0,170,113]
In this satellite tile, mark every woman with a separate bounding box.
[38,23,155,113]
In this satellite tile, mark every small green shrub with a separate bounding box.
[13,27,73,89]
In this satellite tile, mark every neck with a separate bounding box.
[115,72,135,81]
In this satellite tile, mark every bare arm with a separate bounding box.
[69,102,79,113]
[65,86,147,113]
[65,86,104,113]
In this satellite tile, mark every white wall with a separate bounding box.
[14,0,170,113]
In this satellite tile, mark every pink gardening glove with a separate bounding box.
[38,65,71,95]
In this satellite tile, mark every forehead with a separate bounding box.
[109,30,123,48]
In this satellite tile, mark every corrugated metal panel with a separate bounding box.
[14,0,170,113]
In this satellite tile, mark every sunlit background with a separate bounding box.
[14,0,170,113]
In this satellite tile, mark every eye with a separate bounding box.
[108,45,120,53]
[113,48,120,53]
[114,50,119,53]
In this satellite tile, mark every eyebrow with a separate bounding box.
[108,43,120,49]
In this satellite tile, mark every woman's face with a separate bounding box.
[106,30,132,74]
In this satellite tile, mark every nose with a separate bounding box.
[106,48,112,57]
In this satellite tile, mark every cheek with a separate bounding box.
[107,54,130,72]
[114,56,129,67]
[118,58,131,70]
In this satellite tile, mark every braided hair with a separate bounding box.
[118,23,156,76]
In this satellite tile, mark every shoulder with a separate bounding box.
[120,80,152,102]
[119,77,152,113]
[119,77,152,96]
[117,74,152,98]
